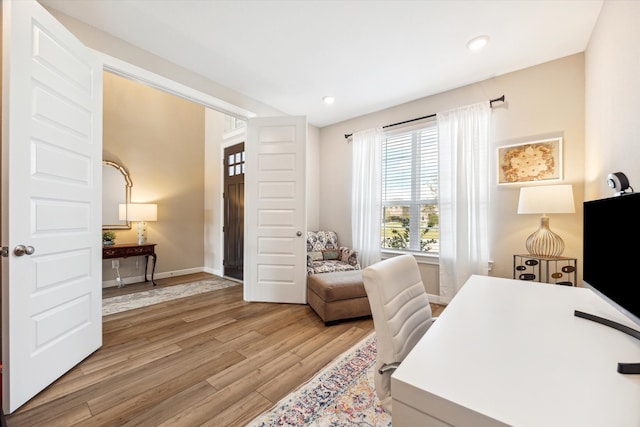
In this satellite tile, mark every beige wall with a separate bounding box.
[319,54,586,296]
[102,72,205,284]
[585,1,640,201]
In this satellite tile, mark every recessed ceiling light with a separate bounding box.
[323,96,335,105]
[467,35,490,51]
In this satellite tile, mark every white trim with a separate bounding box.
[427,293,449,306]
[381,250,439,265]
[95,49,256,121]
[102,267,206,288]
[223,126,246,140]
[203,266,223,277]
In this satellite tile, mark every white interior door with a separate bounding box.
[1,0,103,413]
[244,116,307,303]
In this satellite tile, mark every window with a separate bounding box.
[223,114,246,134]
[381,121,439,254]
[227,150,245,176]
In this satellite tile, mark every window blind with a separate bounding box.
[381,121,439,252]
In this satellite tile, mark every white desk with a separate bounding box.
[392,275,640,427]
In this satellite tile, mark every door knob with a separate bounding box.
[14,245,35,256]
[296,231,302,236]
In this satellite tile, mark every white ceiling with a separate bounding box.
[39,0,603,128]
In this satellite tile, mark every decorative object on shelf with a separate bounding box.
[517,184,575,257]
[498,137,562,185]
[607,171,634,195]
[102,230,116,246]
[119,203,158,245]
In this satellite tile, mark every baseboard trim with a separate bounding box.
[427,293,449,306]
[102,267,206,288]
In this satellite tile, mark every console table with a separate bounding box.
[392,275,640,426]
[102,242,157,285]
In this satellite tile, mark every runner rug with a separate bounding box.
[102,278,240,315]
[246,332,392,427]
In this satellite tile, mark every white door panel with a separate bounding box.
[2,0,102,413]
[244,116,306,303]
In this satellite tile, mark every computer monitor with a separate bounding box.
[583,192,640,328]
[581,192,640,374]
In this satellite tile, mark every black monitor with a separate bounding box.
[583,192,640,327]
[581,192,640,374]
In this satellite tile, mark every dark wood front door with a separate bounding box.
[224,143,245,280]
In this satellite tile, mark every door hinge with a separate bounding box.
[1,247,9,257]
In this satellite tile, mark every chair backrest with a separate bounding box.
[306,230,339,251]
[362,254,433,412]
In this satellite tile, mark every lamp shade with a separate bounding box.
[119,203,157,221]
[517,185,575,214]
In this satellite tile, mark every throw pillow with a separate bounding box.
[322,250,340,260]
[309,251,323,261]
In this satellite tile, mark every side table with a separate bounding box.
[513,254,577,286]
[103,242,157,286]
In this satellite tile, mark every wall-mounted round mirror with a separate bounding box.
[103,160,132,229]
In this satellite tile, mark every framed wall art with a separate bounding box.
[497,137,563,185]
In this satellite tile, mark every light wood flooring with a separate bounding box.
[5,273,445,427]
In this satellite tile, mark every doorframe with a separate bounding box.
[219,139,247,282]
[98,51,256,121]
[220,134,247,280]
[97,51,255,278]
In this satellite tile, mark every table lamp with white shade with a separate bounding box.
[517,184,575,257]
[119,203,158,244]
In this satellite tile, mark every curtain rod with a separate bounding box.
[344,95,505,139]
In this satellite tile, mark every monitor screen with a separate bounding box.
[583,192,640,328]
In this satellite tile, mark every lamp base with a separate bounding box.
[525,215,565,257]
[137,221,148,245]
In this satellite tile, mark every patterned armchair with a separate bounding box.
[306,231,360,275]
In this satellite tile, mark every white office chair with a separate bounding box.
[362,254,435,413]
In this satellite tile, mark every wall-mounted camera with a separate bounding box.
[607,172,634,195]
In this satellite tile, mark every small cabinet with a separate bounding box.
[513,254,577,286]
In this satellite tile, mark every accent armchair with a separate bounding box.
[306,231,360,275]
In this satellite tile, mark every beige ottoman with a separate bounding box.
[307,270,371,325]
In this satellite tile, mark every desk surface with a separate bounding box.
[392,275,640,427]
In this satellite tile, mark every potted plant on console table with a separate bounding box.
[102,230,116,246]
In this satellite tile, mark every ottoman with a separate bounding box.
[307,270,371,325]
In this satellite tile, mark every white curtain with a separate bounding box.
[437,102,491,301]
[351,127,383,268]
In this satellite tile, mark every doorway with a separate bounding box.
[223,143,245,281]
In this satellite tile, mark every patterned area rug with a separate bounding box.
[247,332,391,427]
[102,278,241,315]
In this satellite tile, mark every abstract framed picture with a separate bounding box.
[497,137,563,185]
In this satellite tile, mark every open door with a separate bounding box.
[1,0,102,413]
[244,116,307,303]
[223,143,245,281]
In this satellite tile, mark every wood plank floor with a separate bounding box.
[5,273,445,427]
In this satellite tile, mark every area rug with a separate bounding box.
[246,332,391,427]
[102,278,240,315]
